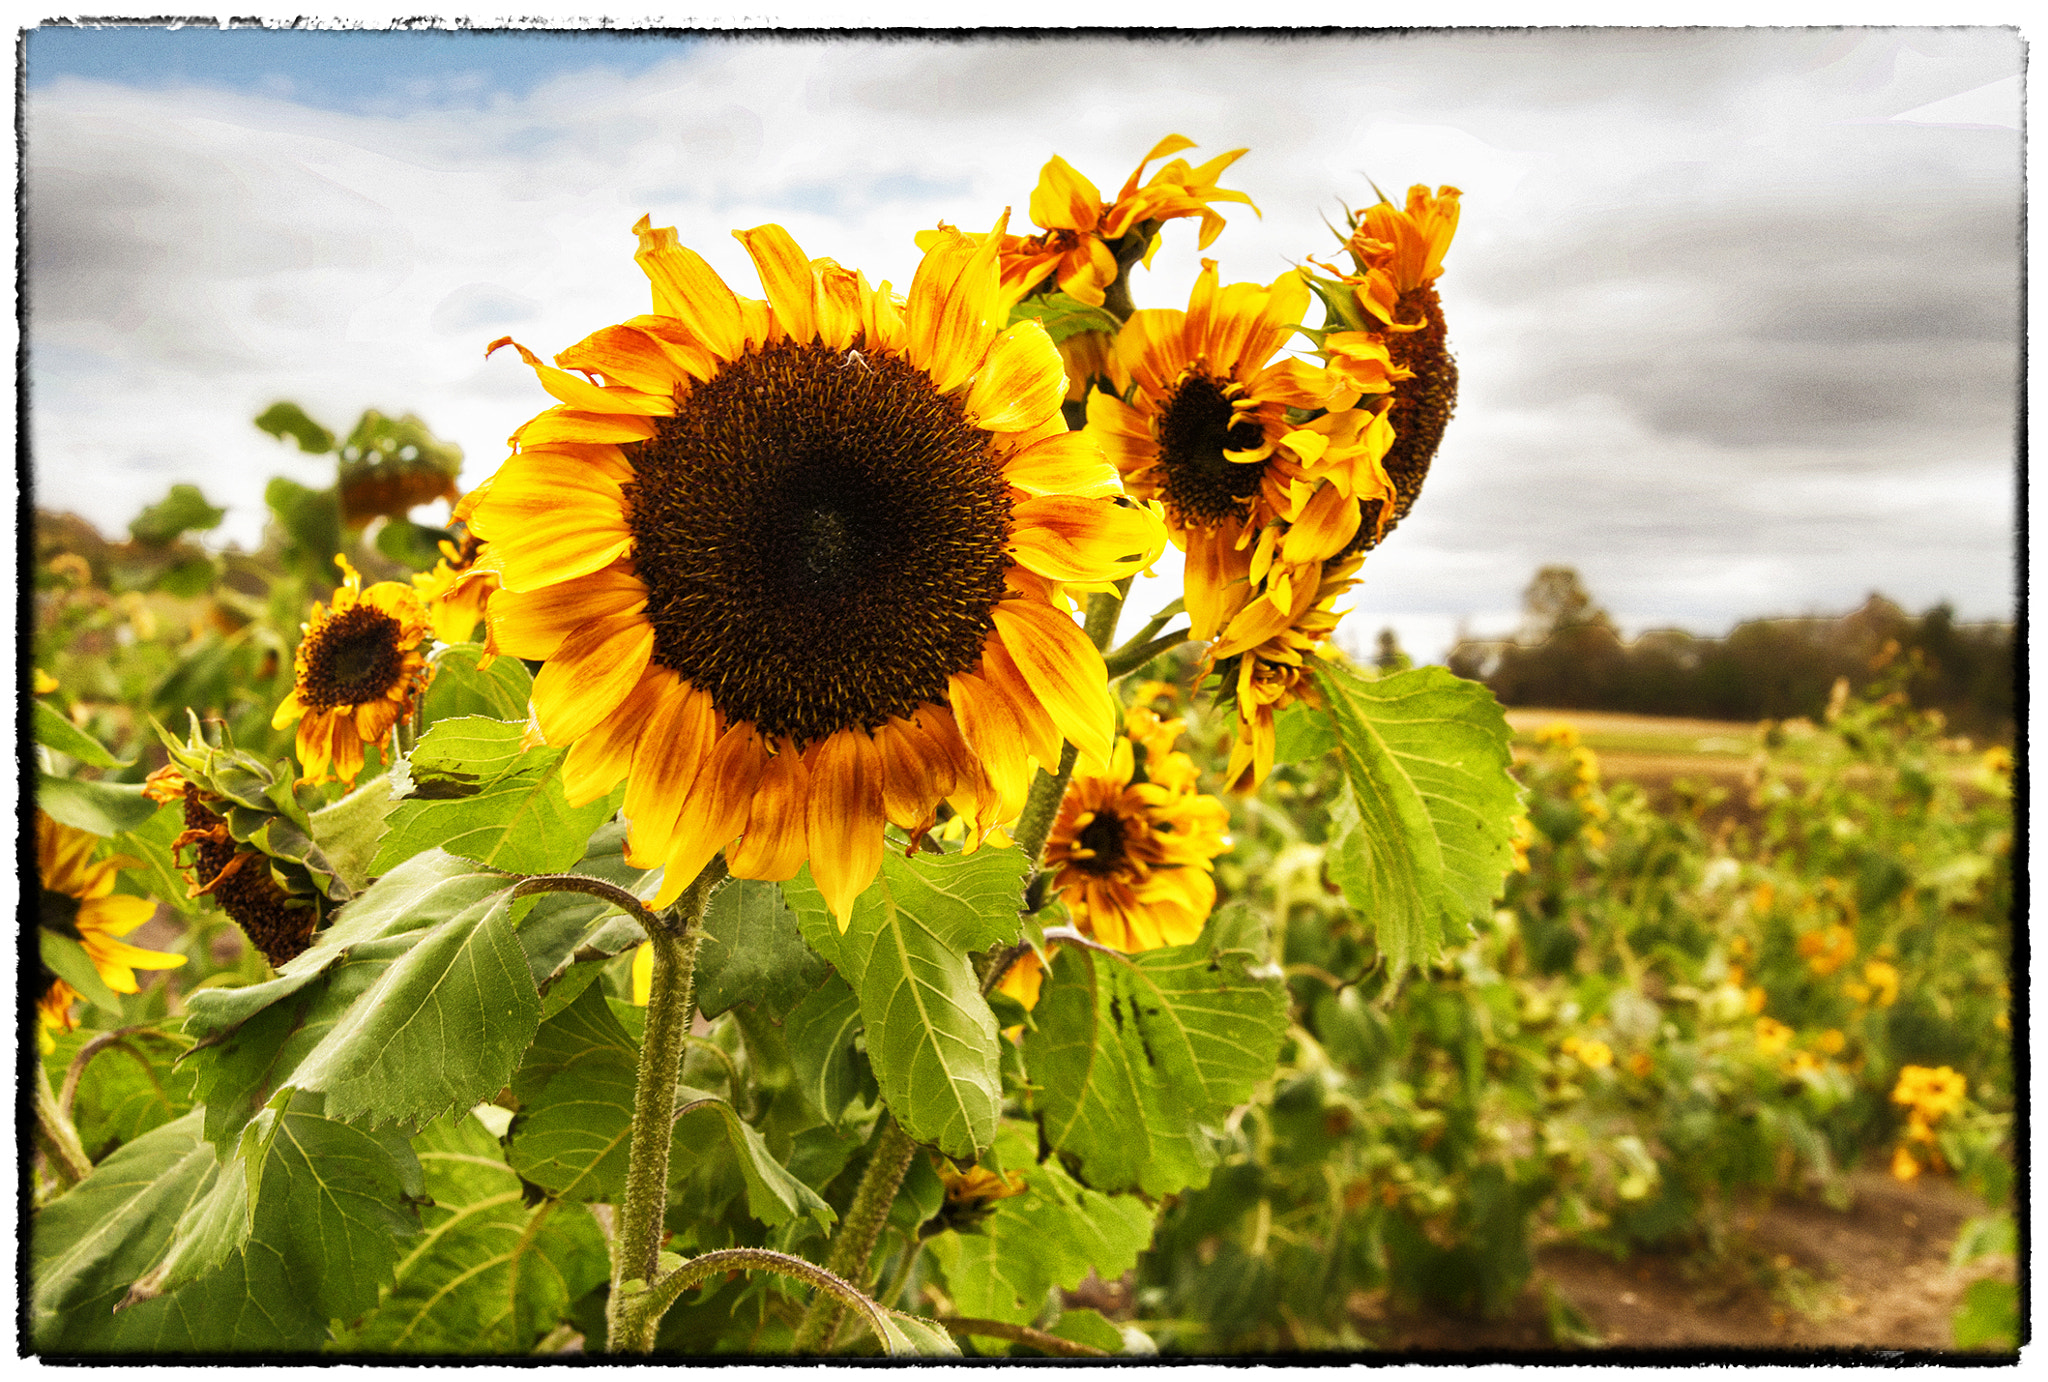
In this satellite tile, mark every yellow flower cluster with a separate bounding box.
[1753,1017,1794,1056]
[1843,958,1899,1007]
[1796,923,1856,977]
[1559,1035,1613,1070]
[1890,1064,1968,1179]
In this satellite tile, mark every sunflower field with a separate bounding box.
[26,138,2013,1357]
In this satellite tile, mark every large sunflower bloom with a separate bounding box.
[1088,261,1395,642]
[1040,706,1231,952]
[272,556,433,784]
[34,811,185,1031]
[1320,185,1461,546]
[922,136,1258,312]
[470,216,1164,923]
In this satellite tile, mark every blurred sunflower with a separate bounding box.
[922,135,1258,313]
[1040,706,1231,952]
[411,526,495,646]
[1087,261,1394,644]
[34,812,186,1032]
[471,216,1163,922]
[272,556,433,784]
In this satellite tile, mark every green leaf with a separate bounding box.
[150,554,219,598]
[785,975,875,1127]
[129,483,225,545]
[284,885,541,1128]
[373,717,616,876]
[507,980,639,1203]
[1311,661,1522,973]
[697,878,829,1020]
[1049,1308,1130,1355]
[96,1237,327,1353]
[785,848,1029,1159]
[50,1027,200,1162]
[265,476,345,584]
[1007,290,1124,346]
[334,1113,609,1353]
[306,772,401,894]
[418,645,535,728]
[374,517,452,571]
[1952,1276,2018,1350]
[29,1110,220,1353]
[41,930,124,1012]
[929,1122,1156,1326]
[873,1309,964,1357]
[132,1095,423,1326]
[38,771,156,835]
[515,820,657,991]
[35,699,131,768]
[291,848,516,964]
[255,400,335,454]
[674,1098,837,1232]
[1024,911,1288,1196]
[1271,700,1338,767]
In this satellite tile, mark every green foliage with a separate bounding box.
[697,879,829,1021]
[1314,661,1522,973]
[129,485,225,546]
[1006,290,1124,345]
[418,644,535,726]
[36,698,131,768]
[255,401,336,454]
[1951,1277,2018,1351]
[1026,905,1288,1196]
[786,849,1029,1159]
[265,476,346,585]
[372,717,620,876]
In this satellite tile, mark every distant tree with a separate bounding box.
[1521,565,1612,641]
[1374,627,1413,673]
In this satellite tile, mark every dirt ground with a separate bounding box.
[1350,1169,2018,1357]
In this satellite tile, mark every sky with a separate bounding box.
[19,19,2026,663]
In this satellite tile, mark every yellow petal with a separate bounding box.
[625,679,717,868]
[530,611,655,744]
[486,565,648,662]
[735,224,818,345]
[633,215,748,359]
[1028,154,1103,232]
[964,319,1065,434]
[1008,496,1163,582]
[631,941,653,1006]
[947,670,1037,822]
[991,599,1116,768]
[489,337,671,416]
[555,324,693,395]
[660,724,769,895]
[561,668,669,806]
[1002,428,1123,498]
[512,407,658,449]
[728,743,812,882]
[804,730,885,927]
[905,215,1006,394]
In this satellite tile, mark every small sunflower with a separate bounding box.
[34,811,186,1031]
[925,135,1258,313]
[471,216,1165,922]
[931,1157,1029,1233]
[1040,706,1231,952]
[1087,261,1395,644]
[1313,185,1462,548]
[411,527,495,646]
[272,555,433,785]
[1207,552,1362,793]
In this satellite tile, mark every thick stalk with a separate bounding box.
[35,1061,91,1190]
[791,1118,920,1351]
[633,1247,891,1352]
[940,1316,1111,1357]
[604,860,722,1353]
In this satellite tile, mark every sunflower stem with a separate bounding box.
[1103,627,1192,681]
[791,1118,920,1352]
[35,1061,92,1191]
[603,859,723,1354]
[634,1247,888,1352]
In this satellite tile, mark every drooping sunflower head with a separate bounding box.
[472,216,1164,922]
[1206,551,1363,794]
[35,811,186,1032]
[1041,710,1230,953]
[272,555,433,785]
[411,528,494,646]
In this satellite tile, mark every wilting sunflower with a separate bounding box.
[931,1157,1029,1233]
[169,781,325,967]
[34,811,186,1032]
[1087,260,1396,644]
[1040,705,1231,952]
[1316,185,1461,548]
[1207,552,1363,793]
[470,216,1164,922]
[272,555,433,785]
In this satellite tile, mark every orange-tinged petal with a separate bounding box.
[964,319,1065,434]
[531,610,655,744]
[1114,308,1192,400]
[658,724,769,901]
[633,215,748,358]
[947,669,1037,819]
[554,324,691,395]
[272,688,305,730]
[512,408,657,449]
[296,712,334,781]
[728,744,811,881]
[1003,428,1123,498]
[1183,521,1254,641]
[875,714,951,828]
[804,730,885,926]
[735,224,819,345]
[1280,481,1362,567]
[991,599,1116,768]
[976,640,1062,774]
[625,679,717,866]
[561,668,668,806]
[486,564,648,661]
[905,214,1006,394]
[490,337,671,416]
[79,893,162,939]
[1029,154,1104,232]
[1009,495,1163,582]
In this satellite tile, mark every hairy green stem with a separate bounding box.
[603,859,724,1353]
[792,1118,920,1351]
[510,873,662,932]
[1103,627,1192,680]
[35,1062,92,1190]
[631,1247,888,1353]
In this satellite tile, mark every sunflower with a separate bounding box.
[1087,261,1395,645]
[411,528,495,645]
[170,781,325,967]
[1316,185,1461,548]
[34,811,186,1031]
[272,555,433,785]
[470,216,1164,923]
[1206,552,1363,793]
[1039,705,1231,953]
[921,136,1258,314]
